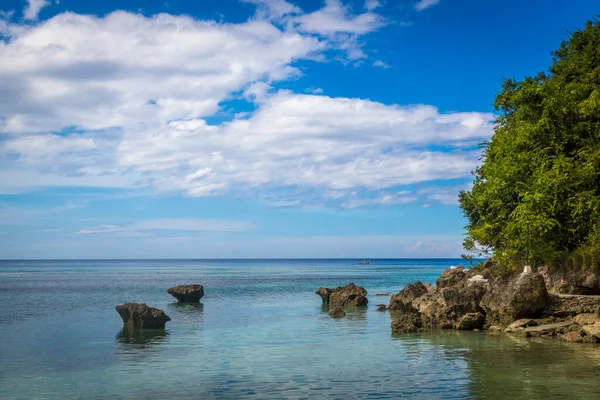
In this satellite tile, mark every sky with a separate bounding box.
[0,0,598,259]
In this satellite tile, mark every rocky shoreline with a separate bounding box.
[388,265,600,343]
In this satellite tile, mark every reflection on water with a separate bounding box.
[409,331,600,400]
[2,259,600,399]
[117,328,169,347]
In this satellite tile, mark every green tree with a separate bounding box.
[459,19,600,271]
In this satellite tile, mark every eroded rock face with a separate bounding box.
[437,267,468,288]
[329,308,346,318]
[116,303,170,329]
[315,287,333,303]
[390,301,423,333]
[455,312,485,330]
[388,282,429,310]
[316,283,368,308]
[539,265,600,295]
[390,267,488,332]
[481,272,548,328]
[167,284,204,303]
[543,294,599,318]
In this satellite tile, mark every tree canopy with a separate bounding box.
[459,19,600,271]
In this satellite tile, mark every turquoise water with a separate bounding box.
[1,259,600,399]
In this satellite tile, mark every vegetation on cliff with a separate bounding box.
[459,19,600,270]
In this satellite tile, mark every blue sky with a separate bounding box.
[0,0,598,259]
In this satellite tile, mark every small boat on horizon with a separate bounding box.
[358,259,370,265]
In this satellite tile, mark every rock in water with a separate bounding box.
[388,282,429,310]
[376,304,388,311]
[481,272,548,328]
[390,300,423,333]
[115,303,170,329]
[315,287,333,303]
[455,312,485,330]
[316,283,368,308]
[167,284,204,302]
[329,308,346,318]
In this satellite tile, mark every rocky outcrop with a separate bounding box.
[167,284,204,303]
[455,312,485,330]
[315,287,333,303]
[539,265,600,295]
[329,308,346,318]
[390,268,486,332]
[316,283,368,308]
[116,303,170,329]
[390,300,423,333]
[389,264,600,343]
[388,282,430,310]
[414,268,487,329]
[543,294,599,317]
[481,272,548,328]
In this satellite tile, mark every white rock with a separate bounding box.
[467,274,488,286]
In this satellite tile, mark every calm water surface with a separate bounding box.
[1,259,599,399]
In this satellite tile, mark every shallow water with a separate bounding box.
[1,259,599,399]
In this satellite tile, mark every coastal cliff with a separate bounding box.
[390,265,600,344]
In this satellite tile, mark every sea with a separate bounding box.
[1,259,599,399]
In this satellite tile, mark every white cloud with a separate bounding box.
[294,0,383,35]
[77,218,254,234]
[0,11,322,134]
[364,0,382,11]
[23,0,49,21]
[2,91,493,200]
[414,0,440,11]
[341,191,418,208]
[418,183,473,206]
[0,6,494,208]
[242,0,301,21]
[372,60,389,68]
[291,0,384,59]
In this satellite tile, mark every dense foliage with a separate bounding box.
[459,19,600,270]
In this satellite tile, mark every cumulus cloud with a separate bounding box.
[0,5,493,208]
[0,11,322,134]
[414,0,440,11]
[23,0,49,21]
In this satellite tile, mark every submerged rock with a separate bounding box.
[316,283,368,308]
[115,303,170,329]
[376,293,390,296]
[376,304,388,312]
[167,284,205,303]
[329,308,346,318]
